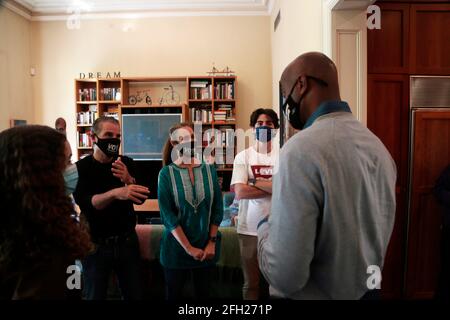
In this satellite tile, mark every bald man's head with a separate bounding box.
[280,52,341,129]
[281,52,340,97]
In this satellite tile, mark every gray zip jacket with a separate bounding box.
[257,111,397,299]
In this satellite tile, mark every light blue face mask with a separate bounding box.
[64,164,79,195]
[255,126,277,142]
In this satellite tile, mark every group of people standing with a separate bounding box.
[4,51,435,301]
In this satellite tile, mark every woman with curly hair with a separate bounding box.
[0,125,93,299]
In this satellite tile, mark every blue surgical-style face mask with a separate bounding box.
[255,126,276,142]
[64,164,79,195]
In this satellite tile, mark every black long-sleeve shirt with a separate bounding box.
[73,155,137,239]
[435,165,450,226]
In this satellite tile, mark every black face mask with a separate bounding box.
[283,94,304,130]
[281,76,328,130]
[179,140,197,158]
[95,136,121,158]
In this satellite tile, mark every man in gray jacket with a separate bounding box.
[257,52,397,300]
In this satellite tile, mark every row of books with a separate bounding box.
[78,88,97,101]
[202,128,235,147]
[215,128,235,147]
[77,111,97,125]
[215,83,234,100]
[101,88,121,101]
[214,104,235,122]
[191,107,213,123]
[190,87,212,100]
[102,112,119,120]
[189,83,235,100]
[77,130,93,148]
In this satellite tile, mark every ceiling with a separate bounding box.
[13,0,273,15]
[5,0,376,20]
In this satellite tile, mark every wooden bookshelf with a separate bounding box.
[74,75,237,190]
[76,101,97,104]
[187,76,237,176]
[98,100,121,104]
[75,79,98,159]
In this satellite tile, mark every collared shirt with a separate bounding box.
[258,103,397,299]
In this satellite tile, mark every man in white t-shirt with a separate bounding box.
[230,108,279,300]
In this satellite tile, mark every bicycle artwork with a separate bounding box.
[159,85,180,105]
[128,90,152,105]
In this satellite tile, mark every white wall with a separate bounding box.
[0,6,33,131]
[270,0,324,109]
[30,16,272,152]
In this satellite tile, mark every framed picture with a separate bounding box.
[10,119,27,127]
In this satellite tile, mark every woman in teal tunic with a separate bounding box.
[158,122,223,300]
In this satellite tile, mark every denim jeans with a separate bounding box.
[163,266,214,301]
[82,231,143,300]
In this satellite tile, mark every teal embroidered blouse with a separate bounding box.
[157,163,224,269]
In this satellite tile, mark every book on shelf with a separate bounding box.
[214,111,227,121]
[214,104,235,122]
[190,81,209,88]
[102,112,119,120]
[78,88,97,101]
[101,88,121,101]
[214,82,234,100]
[77,129,93,148]
[77,111,96,125]
[190,81,212,100]
[190,106,213,123]
[210,127,235,148]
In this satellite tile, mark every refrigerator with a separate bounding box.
[405,76,450,298]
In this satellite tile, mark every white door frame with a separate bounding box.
[322,0,375,124]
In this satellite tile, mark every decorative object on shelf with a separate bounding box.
[207,63,235,76]
[115,90,121,101]
[128,90,152,105]
[78,71,121,79]
[207,63,220,76]
[159,85,180,105]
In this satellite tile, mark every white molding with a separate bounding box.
[323,0,376,56]
[13,0,34,11]
[30,10,269,21]
[336,29,363,122]
[266,0,275,16]
[2,1,32,20]
[11,0,272,18]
